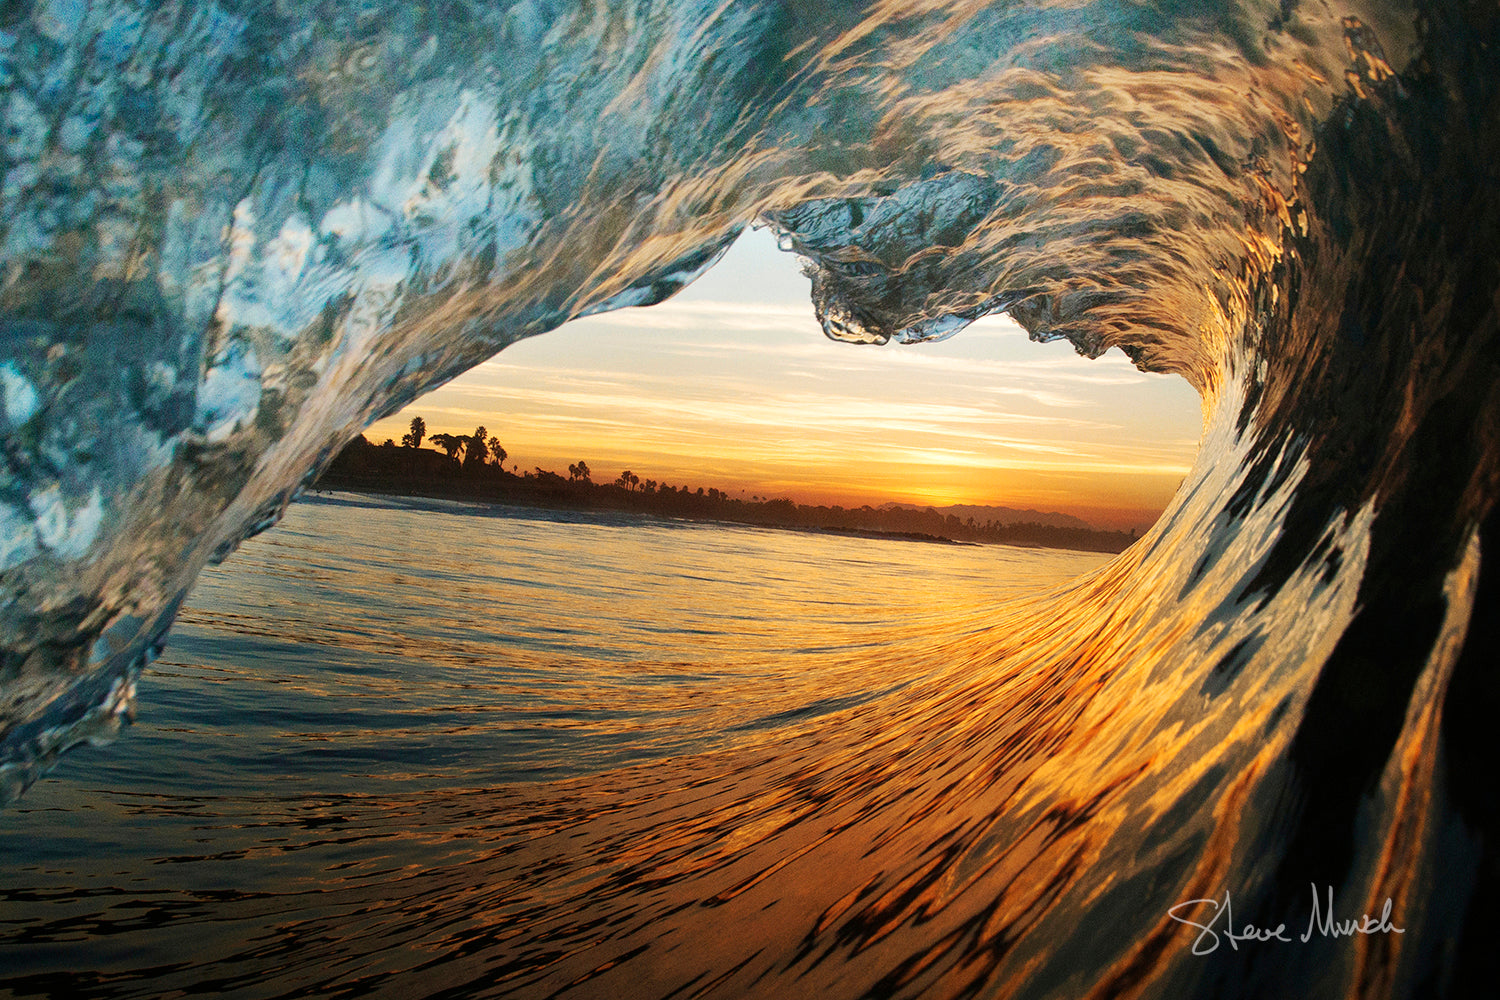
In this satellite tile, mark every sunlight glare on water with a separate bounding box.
[136,493,1105,789]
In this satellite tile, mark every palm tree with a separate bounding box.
[463,426,488,469]
[407,415,425,449]
[488,436,506,466]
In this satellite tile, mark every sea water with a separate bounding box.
[0,494,1102,998]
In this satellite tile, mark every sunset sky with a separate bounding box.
[366,229,1203,531]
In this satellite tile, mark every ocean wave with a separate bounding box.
[0,0,1496,995]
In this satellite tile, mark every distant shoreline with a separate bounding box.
[311,484,981,548]
[313,438,1140,555]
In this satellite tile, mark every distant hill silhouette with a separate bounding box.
[879,503,1092,530]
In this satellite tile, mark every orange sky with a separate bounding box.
[365,230,1203,531]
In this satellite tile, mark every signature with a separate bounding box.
[1167,885,1405,955]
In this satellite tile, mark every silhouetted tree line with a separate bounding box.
[318,424,1139,554]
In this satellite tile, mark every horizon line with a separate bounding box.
[343,433,1168,532]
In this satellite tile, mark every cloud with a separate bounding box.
[566,299,814,332]
[365,273,1202,508]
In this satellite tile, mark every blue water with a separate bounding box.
[0,494,1101,998]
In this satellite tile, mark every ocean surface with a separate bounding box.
[0,494,1104,998]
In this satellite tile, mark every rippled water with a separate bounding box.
[0,495,1103,998]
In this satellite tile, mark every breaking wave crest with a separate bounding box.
[1,0,1497,995]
